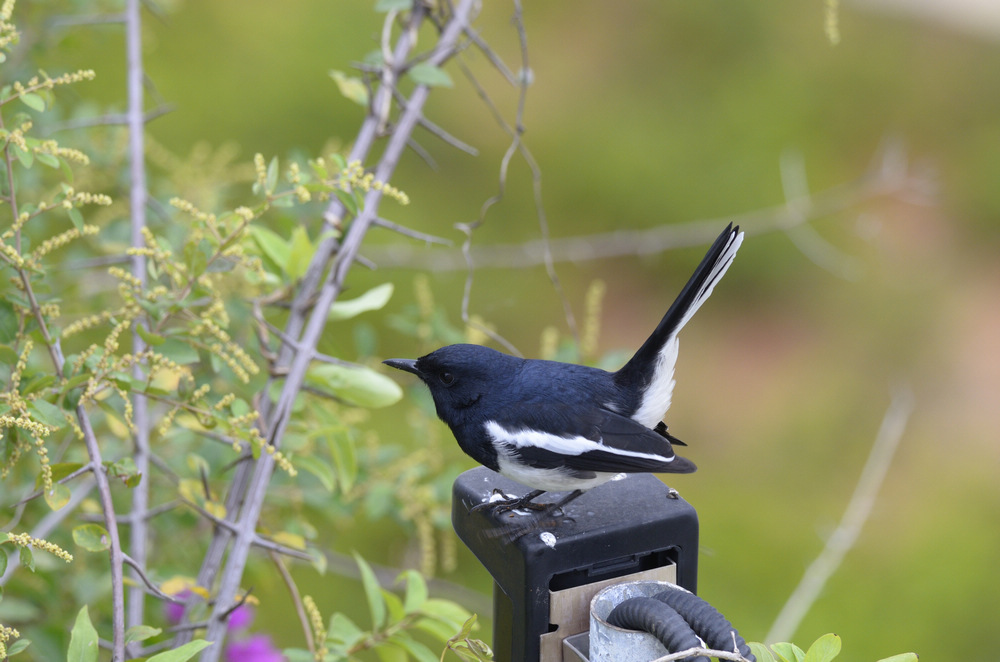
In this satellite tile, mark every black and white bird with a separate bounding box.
[384,224,743,522]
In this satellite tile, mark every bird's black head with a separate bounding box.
[383,344,521,427]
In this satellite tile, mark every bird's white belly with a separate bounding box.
[495,456,616,492]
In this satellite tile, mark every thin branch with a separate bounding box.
[390,86,479,156]
[270,551,316,655]
[765,386,915,644]
[780,149,862,281]
[372,216,452,245]
[125,0,152,654]
[122,552,183,603]
[44,105,173,134]
[10,461,94,508]
[362,143,927,271]
[47,12,126,28]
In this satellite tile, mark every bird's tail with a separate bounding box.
[616,224,743,416]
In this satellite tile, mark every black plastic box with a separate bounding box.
[452,467,699,661]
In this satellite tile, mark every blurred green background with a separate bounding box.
[38,0,1000,659]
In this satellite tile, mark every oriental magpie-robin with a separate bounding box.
[385,224,743,523]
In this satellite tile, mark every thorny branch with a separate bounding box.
[125,0,152,657]
[196,2,482,658]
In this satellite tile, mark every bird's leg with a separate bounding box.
[541,489,584,518]
[470,488,548,515]
[481,489,585,543]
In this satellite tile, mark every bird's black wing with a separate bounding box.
[486,404,696,475]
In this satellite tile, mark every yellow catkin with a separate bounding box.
[580,279,606,360]
[302,596,328,661]
[6,531,73,562]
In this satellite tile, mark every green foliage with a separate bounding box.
[280,554,483,662]
[749,634,917,662]
[0,2,476,660]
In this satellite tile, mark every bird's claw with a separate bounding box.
[470,488,548,515]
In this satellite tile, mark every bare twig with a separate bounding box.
[765,386,915,644]
[44,105,173,134]
[362,143,925,271]
[125,1,152,653]
[452,1,578,349]
[10,461,94,508]
[270,551,316,655]
[780,149,862,281]
[372,216,453,245]
[122,552,183,603]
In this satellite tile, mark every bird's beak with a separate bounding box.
[382,358,421,376]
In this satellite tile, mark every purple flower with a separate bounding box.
[164,590,192,625]
[225,634,285,662]
[227,604,255,632]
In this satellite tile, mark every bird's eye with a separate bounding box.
[439,371,455,386]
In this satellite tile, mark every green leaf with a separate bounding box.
[771,642,807,662]
[334,188,360,216]
[67,605,99,662]
[803,633,841,662]
[19,92,45,112]
[327,283,394,321]
[157,339,200,365]
[136,324,166,346]
[18,546,35,572]
[330,70,370,107]
[73,524,111,552]
[0,301,18,343]
[354,552,387,630]
[328,427,357,493]
[21,374,56,395]
[296,455,335,492]
[307,546,328,576]
[408,63,453,88]
[265,156,279,195]
[399,570,428,614]
[327,612,365,649]
[7,638,31,656]
[45,462,84,484]
[0,547,7,576]
[67,206,85,232]
[875,655,919,662]
[419,599,471,630]
[248,225,291,275]
[44,483,72,510]
[389,633,438,662]
[383,589,405,624]
[287,226,314,281]
[36,152,59,168]
[125,625,163,645]
[375,644,407,662]
[749,642,777,662]
[146,639,213,662]
[375,0,413,11]
[306,363,402,409]
[11,143,33,168]
[28,398,67,429]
